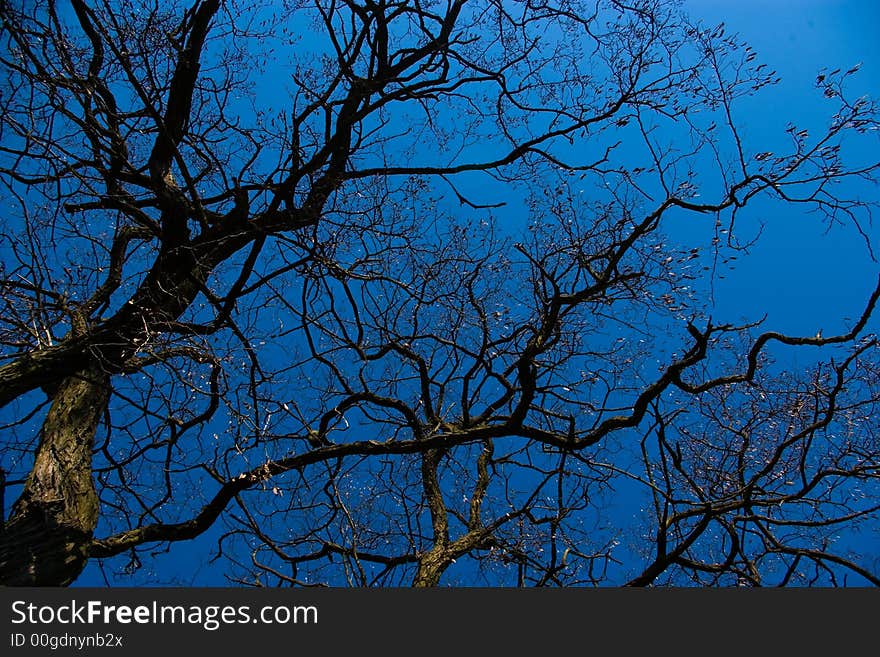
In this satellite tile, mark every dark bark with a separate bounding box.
[412,553,447,588]
[0,361,110,586]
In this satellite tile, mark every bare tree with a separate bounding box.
[0,0,878,587]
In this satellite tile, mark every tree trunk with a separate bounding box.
[0,362,110,586]
[412,552,447,587]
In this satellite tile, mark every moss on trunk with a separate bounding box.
[0,362,110,586]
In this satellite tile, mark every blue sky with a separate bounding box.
[59,1,880,586]
[679,0,880,336]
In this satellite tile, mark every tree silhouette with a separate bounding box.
[1,0,878,587]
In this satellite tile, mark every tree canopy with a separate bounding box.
[1,0,879,587]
